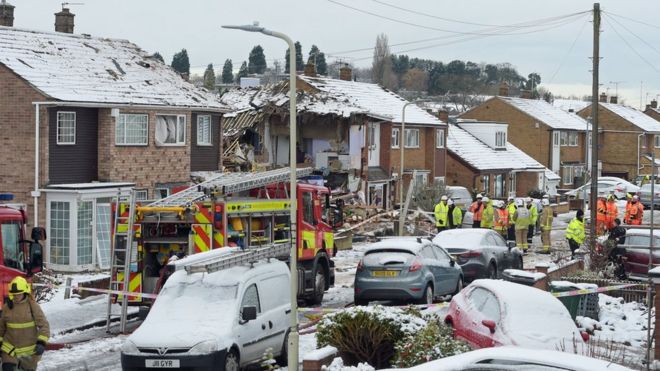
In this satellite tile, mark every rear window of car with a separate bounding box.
[435,233,484,249]
[448,187,471,200]
[363,250,414,266]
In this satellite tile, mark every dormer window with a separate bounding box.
[495,131,506,148]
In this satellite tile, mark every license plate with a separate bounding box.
[146,359,180,368]
[372,270,399,277]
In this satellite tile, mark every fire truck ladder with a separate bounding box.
[181,243,290,274]
[144,167,314,209]
[105,189,137,334]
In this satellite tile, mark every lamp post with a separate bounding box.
[222,22,299,370]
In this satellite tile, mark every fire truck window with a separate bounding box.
[302,192,314,225]
[320,194,329,223]
[1,223,21,270]
[241,284,261,314]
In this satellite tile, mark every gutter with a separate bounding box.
[30,101,228,113]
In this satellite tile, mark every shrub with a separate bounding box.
[316,305,426,368]
[391,320,471,368]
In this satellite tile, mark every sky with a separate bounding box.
[10,0,660,108]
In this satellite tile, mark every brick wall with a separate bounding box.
[388,125,439,180]
[516,171,539,196]
[446,153,477,189]
[0,64,49,227]
[97,108,191,198]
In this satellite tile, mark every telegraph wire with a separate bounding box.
[547,18,589,84]
[604,11,660,31]
[604,13,660,58]
[603,16,660,75]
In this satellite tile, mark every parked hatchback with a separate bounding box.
[354,237,463,305]
[639,184,660,209]
[618,228,660,280]
[432,229,522,282]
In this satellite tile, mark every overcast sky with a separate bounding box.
[12,0,660,107]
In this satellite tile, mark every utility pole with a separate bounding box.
[589,3,600,252]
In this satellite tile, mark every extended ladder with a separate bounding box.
[105,189,137,334]
[145,167,314,209]
[177,243,291,274]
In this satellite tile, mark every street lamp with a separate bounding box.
[222,22,299,370]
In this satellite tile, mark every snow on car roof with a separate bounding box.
[365,237,432,254]
[432,229,490,249]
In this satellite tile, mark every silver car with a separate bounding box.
[354,237,463,305]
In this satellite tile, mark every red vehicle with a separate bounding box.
[611,228,660,280]
[444,280,587,351]
[0,194,45,298]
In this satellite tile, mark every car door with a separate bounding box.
[430,244,456,294]
[238,282,266,364]
[419,246,441,292]
[466,287,501,348]
[257,274,290,356]
[488,232,511,270]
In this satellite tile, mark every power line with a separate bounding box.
[548,18,589,84]
[605,13,660,58]
[604,16,660,75]
[604,11,660,31]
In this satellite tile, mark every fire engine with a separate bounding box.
[0,194,45,297]
[107,168,342,329]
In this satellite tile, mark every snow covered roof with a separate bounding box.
[497,97,589,130]
[552,98,590,113]
[600,103,660,133]
[447,124,545,172]
[0,26,226,109]
[545,168,560,180]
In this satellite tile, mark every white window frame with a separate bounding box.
[155,188,170,199]
[116,113,148,146]
[391,128,400,148]
[495,131,506,148]
[197,115,212,146]
[155,114,186,146]
[560,131,578,147]
[562,165,575,185]
[134,189,149,201]
[56,111,76,145]
[404,128,420,148]
[436,129,445,149]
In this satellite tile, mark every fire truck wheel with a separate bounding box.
[308,267,325,305]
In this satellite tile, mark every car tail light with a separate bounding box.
[409,259,423,272]
[459,251,482,259]
[581,331,590,342]
[357,260,364,272]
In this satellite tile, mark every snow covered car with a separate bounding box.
[444,280,588,351]
[120,259,290,371]
[382,346,632,371]
[354,237,463,305]
[432,229,523,282]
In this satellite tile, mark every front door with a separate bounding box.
[368,122,380,167]
[552,131,560,173]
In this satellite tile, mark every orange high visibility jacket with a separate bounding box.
[596,199,607,223]
[469,201,484,222]
[625,202,644,225]
[494,209,508,231]
[606,201,618,229]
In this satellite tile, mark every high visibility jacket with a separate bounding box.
[566,217,585,244]
[480,201,494,228]
[0,295,50,364]
[513,208,530,230]
[494,209,509,231]
[449,206,463,228]
[469,201,484,222]
[434,202,449,227]
[540,207,553,231]
[606,201,618,228]
[507,203,517,225]
[596,199,607,223]
[529,205,538,226]
[625,202,644,225]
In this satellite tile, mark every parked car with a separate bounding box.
[383,346,632,371]
[565,178,638,200]
[432,229,522,282]
[444,280,588,351]
[616,228,660,280]
[446,186,472,211]
[639,183,660,209]
[354,237,463,305]
[121,258,290,371]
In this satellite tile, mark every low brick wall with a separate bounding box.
[533,260,584,291]
[75,276,110,299]
[302,346,338,371]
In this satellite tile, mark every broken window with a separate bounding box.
[155,114,186,146]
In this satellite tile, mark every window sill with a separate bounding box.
[196,143,213,147]
[116,143,149,147]
[56,142,76,146]
[155,143,186,147]
[404,146,420,149]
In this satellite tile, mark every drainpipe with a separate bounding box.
[638,133,645,177]
[32,103,40,227]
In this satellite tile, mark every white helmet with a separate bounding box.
[507,196,515,202]
[441,195,448,201]
[447,198,455,206]
[476,193,483,199]
[516,199,524,207]
[497,200,505,208]
[542,199,550,206]
[482,196,490,203]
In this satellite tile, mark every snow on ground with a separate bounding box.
[577,294,652,347]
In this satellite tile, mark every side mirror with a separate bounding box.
[482,319,496,334]
[29,242,43,274]
[31,227,46,242]
[450,260,455,267]
[241,306,257,323]
[507,241,516,250]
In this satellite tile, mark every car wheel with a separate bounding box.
[453,277,463,295]
[307,267,326,306]
[276,331,289,367]
[224,349,240,371]
[516,257,523,270]
[487,263,497,279]
[354,298,368,306]
[416,284,433,304]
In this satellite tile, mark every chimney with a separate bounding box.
[599,92,607,103]
[339,64,352,81]
[303,62,316,77]
[498,82,509,97]
[55,7,75,34]
[520,89,532,99]
[609,95,618,104]
[652,100,658,109]
[437,109,449,123]
[0,0,14,27]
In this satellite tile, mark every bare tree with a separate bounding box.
[372,33,390,85]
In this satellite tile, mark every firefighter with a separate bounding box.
[506,196,517,242]
[513,199,530,251]
[434,195,449,232]
[447,199,463,229]
[539,198,553,254]
[566,209,585,259]
[480,196,494,229]
[526,198,538,248]
[605,194,619,231]
[0,277,50,371]
[624,195,644,225]
[469,194,484,228]
[493,200,509,238]
[596,194,608,235]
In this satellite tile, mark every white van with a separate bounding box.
[120,258,291,371]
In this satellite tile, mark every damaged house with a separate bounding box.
[220,65,447,209]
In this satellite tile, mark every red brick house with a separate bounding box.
[0,21,226,270]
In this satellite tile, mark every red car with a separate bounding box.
[444,280,588,351]
[615,229,660,280]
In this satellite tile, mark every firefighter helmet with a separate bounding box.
[8,276,30,296]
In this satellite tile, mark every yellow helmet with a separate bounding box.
[8,276,30,298]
